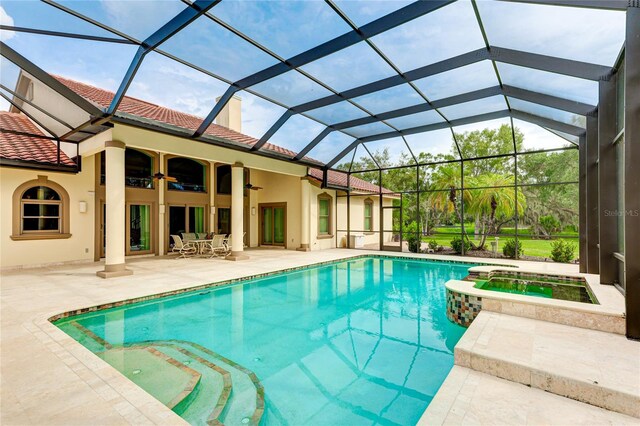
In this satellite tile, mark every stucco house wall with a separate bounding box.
[336,194,395,248]
[309,183,337,251]
[0,162,95,268]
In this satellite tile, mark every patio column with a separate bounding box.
[298,177,311,251]
[209,161,216,233]
[227,162,248,261]
[158,152,165,256]
[97,141,132,278]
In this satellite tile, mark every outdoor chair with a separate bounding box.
[205,234,228,258]
[171,234,197,258]
[224,232,247,253]
[222,235,231,254]
[181,232,197,241]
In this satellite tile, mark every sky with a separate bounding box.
[0,0,626,167]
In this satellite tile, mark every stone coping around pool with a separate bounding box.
[47,253,509,323]
[468,265,593,282]
[452,312,640,418]
[446,279,625,334]
[28,316,189,425]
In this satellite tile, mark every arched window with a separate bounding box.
[12,178,71,240]
[167,157,206,192]
[22,186,61,233]
[317,193,333,237]
[100,149,154,188]
[125,149,153,188]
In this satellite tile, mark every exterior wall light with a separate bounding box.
[78,201,88,213]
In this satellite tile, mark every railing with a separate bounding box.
[100,175,154,189]
[168,181,206,192]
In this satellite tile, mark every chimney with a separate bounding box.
[215,95,242,133]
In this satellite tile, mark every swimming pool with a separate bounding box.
[55,256,475,425]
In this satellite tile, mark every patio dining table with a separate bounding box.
[188,239,213,256]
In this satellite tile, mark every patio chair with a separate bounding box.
[171,234,197,258]
[222,234,231,254]
[181,232,196,241]
[205,234,228,258]
[225,232,247,253]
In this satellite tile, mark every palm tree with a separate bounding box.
[467,174,527,249]
[426,164,472,241]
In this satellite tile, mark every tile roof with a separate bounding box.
[53,76,305,160]
[0,112,75,166]
[54,76,389,192]
[3,75,386,192]
[307,167,392,195]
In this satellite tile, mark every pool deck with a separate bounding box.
[1,249,636,425]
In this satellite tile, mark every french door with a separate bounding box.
[260,203,286,247]
[99,202,154,256]
[168,205,206,246]
[127,203,153,255]
[217,207,231,235]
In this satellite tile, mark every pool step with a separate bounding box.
[120,341,264,426]
[454,311,640,418]
[61,323,265,425]
[169,341,265,426]
[148,343,233,425]
[98,346,202,411]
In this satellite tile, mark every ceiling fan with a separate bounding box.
[150,172,177,182]
[245,183,263,191]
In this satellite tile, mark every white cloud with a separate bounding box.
[240,94,285,139]
[100,0,184,40]
[0,6,15,41]
[476,1,625,66]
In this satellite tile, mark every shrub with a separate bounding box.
[450,236,471,254]
[550,240,576,263]
[404,222,421,253]
[428,239,439,250]
[502,238,523,258]
[539,215,560,234]
[407,235,420,253]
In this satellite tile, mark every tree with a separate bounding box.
[518,149,579,236]
[333,124,578,252]
[455,125,523,177]
[426,163,470,225]
[466,174,526,249]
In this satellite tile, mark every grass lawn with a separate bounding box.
[421,226,579,259]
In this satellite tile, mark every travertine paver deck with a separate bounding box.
[455,311,640,417]
[419,366,640,425]
[0,249,582,424]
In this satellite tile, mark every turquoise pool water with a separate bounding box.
[56,256,475,425]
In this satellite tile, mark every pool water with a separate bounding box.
[55,256,475,425]
[474,278,595,303]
